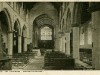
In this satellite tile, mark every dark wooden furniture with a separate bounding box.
[12,52,35,67]
[0,58,12,70]
[79,48,92,65]
[44,51,75,70]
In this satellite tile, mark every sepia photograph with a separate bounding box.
[0,2,99,71]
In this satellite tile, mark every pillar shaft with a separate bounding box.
[24,37,27,52]
[18,35,22,53]
[35,33,38,48]
[8,32,13,56]
[58,34,62,51]
[73,27,80,62]
[92,11,100,69]
[65,33,70,55]
[54,38,59,51]
[59,37,62,52]
[84,28,88,46]
[62,36,65,53]
[0,21,3,59]
[58,38,61,51]
[35,39,38,47]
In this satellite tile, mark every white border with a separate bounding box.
[0,1,100,75]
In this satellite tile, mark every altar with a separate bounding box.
[32,49,41,56]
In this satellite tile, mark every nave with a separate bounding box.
[11,50,93,70]
[0,2,100,70]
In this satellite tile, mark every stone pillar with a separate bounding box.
[18,35,22,53]
[0,21,3,59]
[72,27,80,63]
[35,39,38,48]
[57,34,61,51]
[8,31,13,56]
[24,37,27,52]
[92,11,100,69]
[58,37,61,51]
[89,3,100,69]
[56,36,60,51]
[54,37,57,50]
[62,35,65,53]
[84,27,88,47]
[54,37,59,51]
[57,37,60,51]
[35,32,38,48]
[65,32,70,55]
[59,37,62,52]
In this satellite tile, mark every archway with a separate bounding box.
[65,8,72,56]
[22,25,27,52]
[13,20,20,54]
[32,14,54,49]
[0,9,12,57]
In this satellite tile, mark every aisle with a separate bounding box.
[23,56,44,70]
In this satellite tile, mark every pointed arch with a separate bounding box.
[14,19,21,35]
[0,8,12,32]
[72,3,87,24]
[22,25,27,37]
[66,8,71,32]
[33,14,53,28]
[0,8,13,52]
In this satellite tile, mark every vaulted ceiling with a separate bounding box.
[23,2,62,11]
[33,14,54,28]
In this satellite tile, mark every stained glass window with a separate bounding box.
[41,26,52,40]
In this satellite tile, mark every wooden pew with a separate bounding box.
[12,52,36,68]
[0,58,12,70]
[79,48,92,65]
[44,51,75,70]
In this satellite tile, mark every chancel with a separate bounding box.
[0,2,99,70]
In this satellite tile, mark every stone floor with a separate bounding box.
[23,56,44,70]
[12,55,93,70]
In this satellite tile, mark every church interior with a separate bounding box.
[0,2,99,70]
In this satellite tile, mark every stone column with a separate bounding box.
[0,21,3,59]
[58,37,61,51]
[89,3,100,69]
[34,40,37,48]
[62,35,65,53]
[54,37,59,51]
[18,35,22,53]
[8,31,13,56]
[24,37,27,52]
[35,32,38,48]
[65,32,70,55]
[56,36,60,51]
[59,37,62,52]
[84,27,88,47]
[72,27,80,63]
[92,11,100,69]
[57,34,61,51]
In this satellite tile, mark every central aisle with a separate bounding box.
[23,56,44,70]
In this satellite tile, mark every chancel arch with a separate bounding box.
[32,14,54,50]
